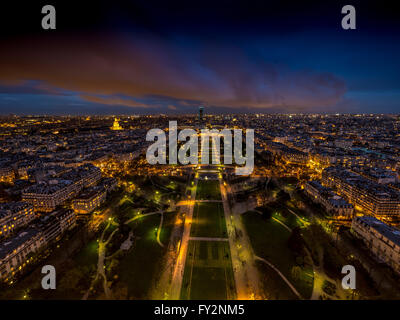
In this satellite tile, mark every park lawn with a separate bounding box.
[256,260,298,300]
[73,240,98,268]
[196,180,221,200]
[242,211,313,299]
[189,267,227,299]
[159,211,177,244]
[117,214,167,299]
[180,240,235,300]
[190,202,227,238]
[273,210,301,230]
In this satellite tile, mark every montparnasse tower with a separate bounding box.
[110,117,123,130]
[199,106,204,121]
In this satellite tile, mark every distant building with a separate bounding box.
[199,106,204,121]
[322,167,400,220]
[334,139,353,150]
[352,216,400,274]
[22,164,101,212]
[357,168,398,185]
[0,166,14,183]
[0,228,45,282]
[36,209,76,243]
[72,186,107,214]
[99,177,118,192]
[0,208,75,282]
[265,141,308,164]
[0,202,35,238]
[110,118,123,130]
[304,181,354,218]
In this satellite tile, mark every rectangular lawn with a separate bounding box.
[196,180,221,200]
[190,202,227,238]
[180,240,235,300]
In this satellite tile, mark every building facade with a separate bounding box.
[72,186,107,214]
[22,164,101,212]
[304,180,354,218]
[0,229,45,282]
[0,202,35,238]
[352,216,400,275]
[322,167,400,220]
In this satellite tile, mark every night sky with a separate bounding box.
[0,0,399,115]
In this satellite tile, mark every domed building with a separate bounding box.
[110,117,123,130]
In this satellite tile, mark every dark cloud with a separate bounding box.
[0,33,347,112]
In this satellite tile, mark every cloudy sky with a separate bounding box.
[0,0,399,114]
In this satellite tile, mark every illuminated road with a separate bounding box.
[151,174,197,300]
[168,179,197,299]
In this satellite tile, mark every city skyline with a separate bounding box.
[2,1,400,304]
[1,113,400,301]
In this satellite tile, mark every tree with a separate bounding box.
[59,267,85,290]
[276,190,291,203]
[288,227,305,255]
[291,266,302,281]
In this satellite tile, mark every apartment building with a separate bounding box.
[72,186,107,214]
[0,228,45,282]
[304,180,354,218]
[322,167,400,220]
[22,164,101,212]
[99,177,118,192]
[36,209,76,243]
[352,216,400,274]
[265,141,308,164]
[0,202,35,238]
[0,208,76,282]
[0,166,14,183]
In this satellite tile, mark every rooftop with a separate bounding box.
[355,216,400,247]
[0,228,40,260]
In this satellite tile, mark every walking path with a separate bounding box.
[222,182,264,300]
[255,205,318,300]
[272,217,292,232]
[82,221,119,300]
[189,236,228,242]
[168,179,198,299]
[254,255,303,299]
[124,210,163,225]
[149,172,197,300]
[156,213,164,247]
[287,208,310,226]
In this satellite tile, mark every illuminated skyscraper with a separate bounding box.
[199,106,204,121]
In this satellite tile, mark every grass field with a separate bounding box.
[116,211,176,299]
[180,240,236,299]
[180,176,236,299]
[190,202,227,238]
[256,260,298,300]
[242,211,313,299]
[196,180,221,200]
[74,240,98,268]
